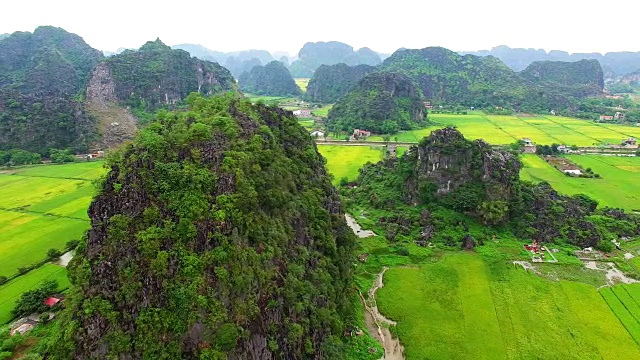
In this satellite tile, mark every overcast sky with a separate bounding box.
[1,0,638,55]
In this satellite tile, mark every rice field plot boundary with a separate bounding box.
[600,286,640,343]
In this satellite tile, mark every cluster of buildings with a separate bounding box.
[599,112,626,121]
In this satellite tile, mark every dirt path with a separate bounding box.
[360,267,405,360]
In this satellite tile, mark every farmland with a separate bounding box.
[317,145,383,184]
[520,154,640,211]
[377,252,640,359]
[0,264,70,324]
[379,113,640,145]
[0,162,105,324]
[294,78,309,92]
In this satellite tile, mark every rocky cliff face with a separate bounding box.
[0,26,103,153]
[405,127,521,204]
[85,39,238,148]
[417,129,520,196]
[47,94,355,359]
[85,63,138,149]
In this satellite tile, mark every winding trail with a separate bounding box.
[359,267,405,360]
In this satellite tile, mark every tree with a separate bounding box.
[12,280,58,318]
[49,149,76,164]
[47,248,62,260]
[0,276,7,285]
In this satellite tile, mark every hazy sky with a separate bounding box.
[2,0,638,55]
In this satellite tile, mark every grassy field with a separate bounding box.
[377,252,640,359]
[312,104,333,117]
[384,113,640,145]
[0,264,70,324]
[600,285,640,342]
[294,78,309,92]
[520,154,640,211]
[317,145,383,184]
[0,162,105,278]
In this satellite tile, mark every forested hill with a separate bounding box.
[463,45,640,76]
[289,41,382,77]
[238,60,301,96]
[380,47,528,108]
[378,46,603,111]
[101,39,236,110]
[520,59,604,97]
[86,38,237,148]
[0,26,103,153]
[46,94,356,359]
[327,72,428,133]
[305,63,376,103]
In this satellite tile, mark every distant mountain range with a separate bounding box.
[462,45,640,77]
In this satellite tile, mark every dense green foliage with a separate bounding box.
[46,94,355,358]
[104,39,237,112]
[0,26,103,153]
[520,59,604,97]
[305,64,376,103]
[378,47,604,113]
[0,149,41,166]
[289,42,381,77]
[327,72,428,133]
[238,61,301,96]
[11,280,58,318]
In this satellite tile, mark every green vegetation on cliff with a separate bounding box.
[238,60,301,96]
[46,94,356,359]
[289,41,381,78]
[327,72,428,133]
[305,63,376,103]
[104,39,237,112]
[344,127,639,249]
[0,26,103,153]
[379,47,604,112]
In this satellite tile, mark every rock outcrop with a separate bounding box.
[410,127,521,202]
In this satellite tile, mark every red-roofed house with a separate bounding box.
[44,297,61,307]
[353,129,371,139]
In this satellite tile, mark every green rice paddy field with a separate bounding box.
[317,145,384,183]
[520,154,640,211]
[377,252,640,359]
[0,162,105,324]
[391,113,640,145]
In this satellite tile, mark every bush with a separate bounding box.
[0,276,7,285]
[47,248,62,260]
[65,240,79,250]
[12,280,58,318]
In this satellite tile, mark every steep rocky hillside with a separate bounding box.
[0,26,103,153]
[305,63,376,103]
[520,59,604,97]
[238,61,301,96]
[345,128,639,248]
[327,72,427,133]
[46,94,355,359]
[380,47,527,108]
[289,41,381,77]
[87,39,237,148]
